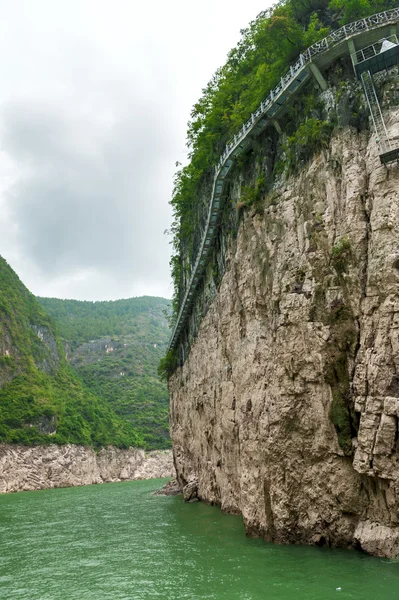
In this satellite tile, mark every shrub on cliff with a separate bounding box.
[158,350,178,382]
[284,117,334,172]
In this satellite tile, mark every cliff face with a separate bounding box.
[0,445,174,493]
[169,72,399,558]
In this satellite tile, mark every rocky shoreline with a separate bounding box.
[0,444,174,493]
[153,477,181,496]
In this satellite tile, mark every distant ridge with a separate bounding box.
[37,296,172,449]
[0,256,143,447]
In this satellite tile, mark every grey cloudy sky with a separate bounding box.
[0,0,272,300]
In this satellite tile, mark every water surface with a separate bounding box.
[0,479,398,599]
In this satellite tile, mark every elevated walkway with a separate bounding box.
[169,9,399,353]
[361,70,399,164]
[353,36,399,164]
[353,36,399,77]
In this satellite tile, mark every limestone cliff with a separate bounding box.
[0,445,174,493]
[169,68,399,558]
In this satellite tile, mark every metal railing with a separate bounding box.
[168,8,399,352]
[216,9,399,174]
[361,70,392,155]
[353,34,398,63]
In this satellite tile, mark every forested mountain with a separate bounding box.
[0,256,143,448]
[37,296,171,449]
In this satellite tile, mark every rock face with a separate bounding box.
[153,478,181,496]
[169,76,399,557]
[0,445,174,493]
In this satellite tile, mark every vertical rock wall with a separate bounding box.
[169,77,399,557]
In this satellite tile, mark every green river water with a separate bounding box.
[0,478,398,600]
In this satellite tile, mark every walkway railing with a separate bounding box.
[168,8,399,352]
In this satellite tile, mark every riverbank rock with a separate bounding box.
[354,521,399,558]
[153,477,181,496]
[182,479,199,502]
[0,444,175,493]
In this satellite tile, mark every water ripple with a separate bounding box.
[0,479,398,599]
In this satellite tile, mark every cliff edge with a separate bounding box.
[168,62,399,557]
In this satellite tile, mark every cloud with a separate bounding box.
[1,98,173,296]
[0,0,271,300]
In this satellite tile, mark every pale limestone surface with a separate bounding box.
[0,444,174,493]
[169,103,399,558]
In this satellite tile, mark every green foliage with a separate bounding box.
[328,0,376,25]
[0,257,172,449]
[328,0,398,26]
[290,0,329,26]
[0,365,144,448]
[37,296,172,449]
[158,350,178,382]
[167,0,394,322]
[331,237,352,275]
[0,256,145,448]
[37,296,170,349]
[241,175,267,207]
[283,118,333,172]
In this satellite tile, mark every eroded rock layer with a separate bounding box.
[169,91,399,557]
[0,445,174,493]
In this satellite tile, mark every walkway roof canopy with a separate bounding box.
[355,37,399,78]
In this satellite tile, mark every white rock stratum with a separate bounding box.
[0,444,174,493]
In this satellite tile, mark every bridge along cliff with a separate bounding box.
[168,11,399,558]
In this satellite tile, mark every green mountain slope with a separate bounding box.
[0,256,144,447]
[37,297,172,449]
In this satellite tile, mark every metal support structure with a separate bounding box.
[352,35,399,76]
[352,35,399,164]
[308,62,328,90]
[168,9,399,353]
[347,39,357,64]
[361,70,391,153]
[272,119,283,134]
[361,70,399,164]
